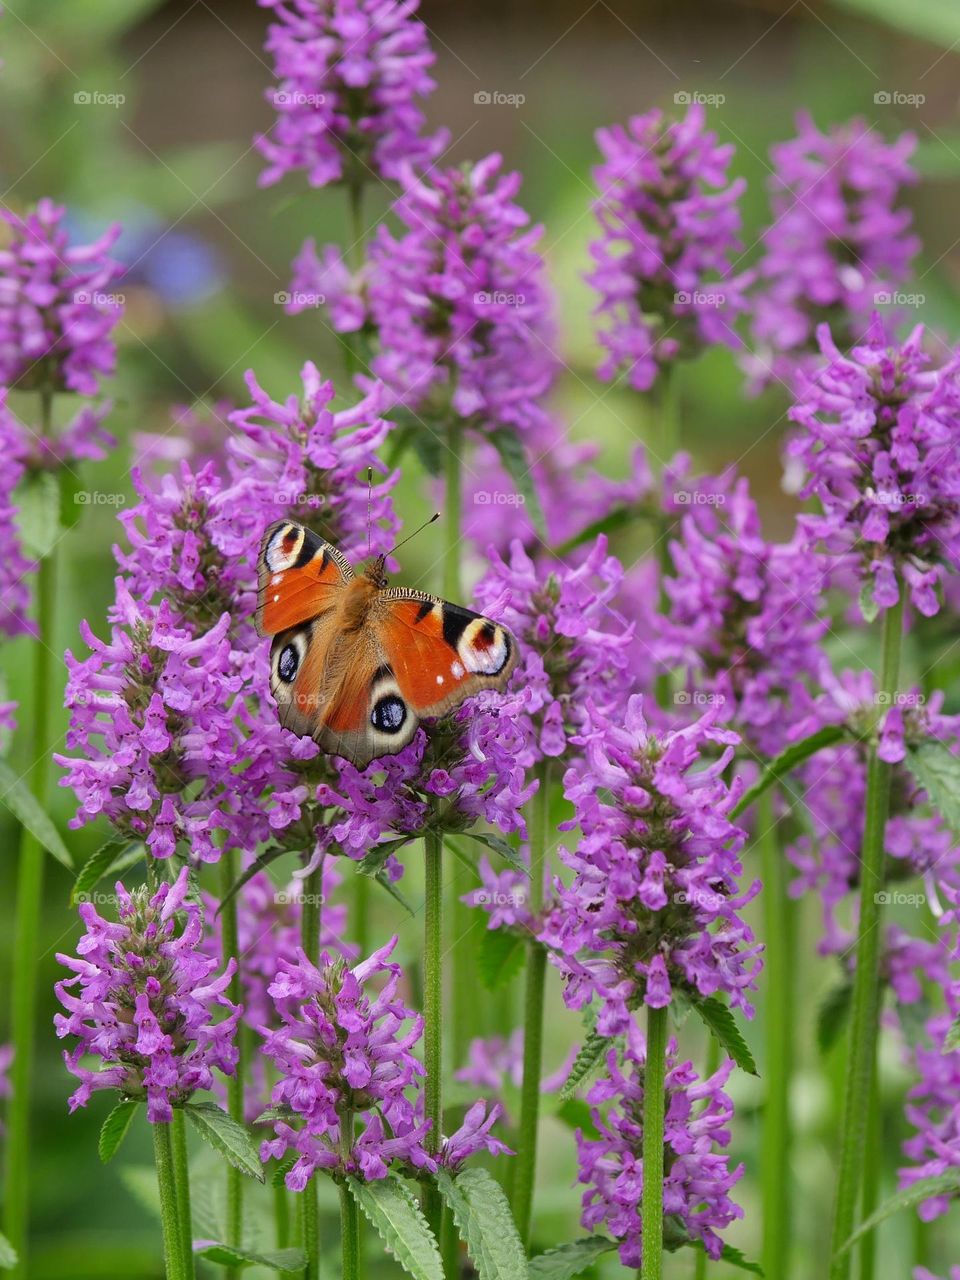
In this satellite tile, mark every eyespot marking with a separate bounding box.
[371,694,406,734]
[278,644,299,683]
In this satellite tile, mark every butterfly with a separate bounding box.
[256,519,519,767]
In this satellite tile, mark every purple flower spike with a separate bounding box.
[54,868,240,1123]
[0,396,35,638]
[256,0,446,188]
[577,1021,744,1266]
[588,103,750,392]
[542,695,761,1033]
[0,198,123,395]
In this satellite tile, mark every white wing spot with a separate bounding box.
[271,573,282,585]
[436,675,444,685]
[273,593,280,603]
[451,661,465,679]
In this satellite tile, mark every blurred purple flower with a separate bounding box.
[900,992,960,1222]
[256,0,446,189]
[587,103,750,393]
[0,198,123,395]
[788,319,960,618]
[0,395,35,637]
[54,868,240,1123]
[747,114,918,389]
[577,1021,744,1265]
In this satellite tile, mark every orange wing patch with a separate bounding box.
[256,520,352,637]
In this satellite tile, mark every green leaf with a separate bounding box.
[99,1099,139,1163]
[184,1102,265,1183]
[254,1105,296,1126]
[553,506,638,557]
[904,739,960,838]
[459,830,530,877]
[72,837,144,905]
[691,997,759,1077]
[689,1240,764,1275]
[553,1099,600,1141]
[435,1167,527,1280]
[477,929,527,991]
[817,981,853,1055]
[487,427,546,539]
[834,1171,960,1258]
[193,1243,306,1271]
[0,1232,18,1270]
[528,1237,616,1279]
[15,469,62,559]
[358,836,417,876]
[348,1174,443,1280]
[559,1030,612,1101]
[271,1156,297,1189]
[731,725,847,818]
[859,581,880,624]
[0,759,73,869]
[944,1013,960,1054]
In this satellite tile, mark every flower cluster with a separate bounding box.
[577,1022,744,1265]
[0,395,35,637]
[748,113,918,386]
[788,319,960,618]
[900,996,960,1222]
[256,0,445,189]
[588,102,750,392]
[0,198,123,395]
[543,696,761,1034]
[54,868,240,1123]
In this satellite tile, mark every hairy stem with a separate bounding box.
[220,848,244,1279]
[299,862,324,1279]
[340,1112,361,1280]
[829,594,904,1279]
[154,1121,186,1280]
[172,1109,195,1279]
[759,786,794,1280]
[641,1004,669,1280]
[512,761,550,1246]
[423,829,444,1247]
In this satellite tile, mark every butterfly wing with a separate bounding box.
[373,590,519,720]
[256,520,353,637]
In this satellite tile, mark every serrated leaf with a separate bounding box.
[487,427,546,539]
[691,997,759,1076]
[528,1236,616,1279]
[184,1102,265,1183]
[358,836,417,876]
[553,1099,600,1141]
[99,1099,139,1163]
[72,837,144,905]
[348,1174,443,1280]
[859,580,880,623]
[731,725,847,818]
[459,830,529,877]
[0,759,73,869]
[834,1171,960,1258]
[477,929,527,991]
[271,1155,297,1189]
[944,1013,960,1053]
[254,1105,296,1126]
[15,469,62,559]
[193,1243,306,1271]
[435,1167,527,1280]
[817,981,853,1055]
[0,1232,18,1269]
[904,740,960,838]
[559,1031,612,1101]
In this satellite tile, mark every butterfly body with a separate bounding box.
[256,520,518,767]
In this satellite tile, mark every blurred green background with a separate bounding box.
[2,0,960,1275]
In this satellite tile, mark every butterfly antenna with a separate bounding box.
[386,512,440,559]
[366,466,373,560]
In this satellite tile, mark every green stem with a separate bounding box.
[274,1182,290,1250]
[829,594,904,1280]
[3,538,55,1277]
[154,1121,186,1280]
[759,786,794,1280]
[859,1074,880,1280]
[423,830,444,1247]
[692,1034,721,1280]
[220,849,244,1279]
[641,1004,669,1280]
[353,870,370,957]
[300,864,323,1280]
[172,1109,195,1279]
[654,369,678,710]
[512,762,550,1246]
[339,1111,361,1280]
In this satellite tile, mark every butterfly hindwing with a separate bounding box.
[256,520,352,637]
